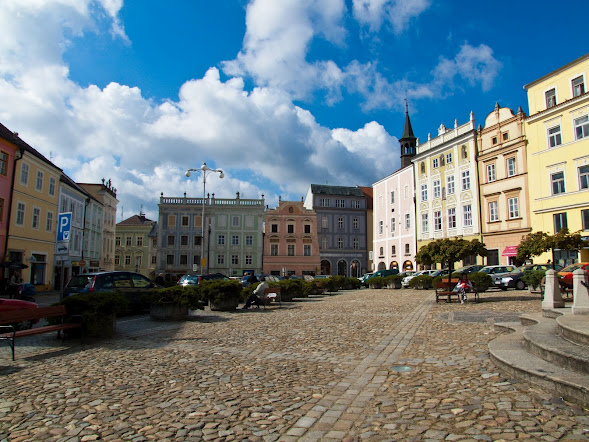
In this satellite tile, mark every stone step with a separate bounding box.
[523,318,589,375]
[557,314,589,346]
[489,325,589,408]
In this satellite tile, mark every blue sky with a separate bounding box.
[0,0,587,221]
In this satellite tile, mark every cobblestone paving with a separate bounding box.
[1,289,588,441]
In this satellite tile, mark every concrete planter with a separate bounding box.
[209,298,239,311]
[387,281,402,289]
[150,303,189,320]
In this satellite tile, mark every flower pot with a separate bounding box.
[84,312,117,338]
[387,281,402,289]
[150,303,189,320]
[209,298,239,311]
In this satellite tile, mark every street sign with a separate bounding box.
[57,212,72,242]
[193,264,198,272]
[200,258,206,267]
[78,260,86,267]
[55,242,69,255]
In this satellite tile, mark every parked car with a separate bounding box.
[455,265,484,274]
[499,263,563,290]
[557,263,589,289]
[430,269,450,279]
[0,298,39,330]
[401,270,437,288]
[179,273,230,287]
[363,269,399,286]
[359,272,374,286]
[478,265,516,288]
[65,271,161,312]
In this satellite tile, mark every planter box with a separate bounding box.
[387,281,402,289]
[150,303,189,320]
[210,298,239,311]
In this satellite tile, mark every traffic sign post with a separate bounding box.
[57,212,72,242]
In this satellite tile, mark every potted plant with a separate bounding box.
[323,277,340,295]
[368,276,385,289]
[467,272,493,293]
[276,279,304,302]
[385,274,403,289]
[147,285,203,320]
[522,269,546,294]
[200,279,243,311]
[343,277,361,290]
[57,292,129,338]
[409,275,433,290]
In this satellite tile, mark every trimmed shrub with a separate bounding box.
[199,280,244,305]
[467,272,493,292]
[332,275,346,289]
[384,274,402,288]
[521,269,546,289]
[368,276,385,288]
[343,277,361,290]
[144,285,203,310]
[409,275,433,289]
[323,277,340,294]
[278,278,305,301]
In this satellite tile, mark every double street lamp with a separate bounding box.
[185,162,224,274]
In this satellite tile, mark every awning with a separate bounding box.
[502,246,518,257]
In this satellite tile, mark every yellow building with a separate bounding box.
[524,53,589,265]
[115,213,157,278]
[6,137,61,291]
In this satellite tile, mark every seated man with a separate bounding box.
[242,277,269,309]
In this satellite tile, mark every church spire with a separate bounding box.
[399,99,417,169]
[401,99,415,139]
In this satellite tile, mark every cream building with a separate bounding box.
[478,104,531,265]
[412,112,483,268]
[524,53,589,265]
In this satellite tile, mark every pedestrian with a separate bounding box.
[242,277,269,309]
[246,272,258,285]
[454,273,473,304]
[8,272,20,299]
[155,273,165,286]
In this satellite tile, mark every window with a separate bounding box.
[572,76,585,97]
[271,223,278,233]
[180,255,188,265]
[232,235,239,245]
[507,158,516,177]
[137,237,143,246]
[16,202,25,225]
[463,204,472,227]
[489,201,499,222]
[447,207,456,229]
[271,244,278,256]
[115,256,120,266]
[49,177,56,196]
[320,198,330,207]
[486,164,496,183]
[336,199,345,208]
[217,254,225,265]
[551,171,565,195]
[337,237,343,249]
[167,235,175,246]
[447,175,455,195]
[232,216,240,227]
[352,218,358,229]
[574,115,589,140]
[32,207,40,229]
[231,255,239,265]
[321,216,328,229]
[420,162,425,174]
[432,158,439,168]
[433,180,441,198]
[352,238,359,249]
[392,245,396,255]
[391,217,395,232]
[352,200,360,209]
[405,244,410,255]
[545,88,557,108]
[246,235,253,246]
[116,236,121,246]
[167,215,176,227]
[461,170,470,190]
[379,220,384,234]
[434,211,442,231]
[462,144,468,159]
[421,214,429,233]
[46,211,53,232]
[554,213,567,233]
[218,235,225,245]
[503,132,509,141]
[379,247,384,257]
[20,163,29,185]
[404,185,408,199]
[390,191,395,204]
[304,224,311,234]
[287,224,294,234]
[548,125,562,147]
[321,237,328,249]
[405,213,410,229]
[181,216,189,227]
[193,255,200,265]
[304,244,311,256]
[194,236,202,246]
[580,165,589,190]
[181,235,188,246]
[0,152,7,175]
[508,197,519,219]
[421,184,428,201]
[151,256,157,265]
[337,217,344,229]
[492,136,498,145]
[582,209,589,231]
[125,255,131,266]
[446,152,453,164]
[245,255,253,265]
[287,245,295,256]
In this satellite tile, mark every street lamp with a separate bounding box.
[185,162,224,274]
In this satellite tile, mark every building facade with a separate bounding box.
[82,196,104,273]
[478,104,531,266]
[157,193,265,280]
[263,199,320,277]
[303,185,368,277]
[412,113,483,268]
[524,53,589,265]
[0,124,21,265]
[115,214,156,278]
[360,187,374,272]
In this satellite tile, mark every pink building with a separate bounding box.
[0,124,22,263]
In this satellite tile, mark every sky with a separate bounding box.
[0,0,587,222]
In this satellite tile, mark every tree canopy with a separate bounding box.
[415,238,488,281]
[516,228,585,263]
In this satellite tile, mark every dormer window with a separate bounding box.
[545,88,557,108]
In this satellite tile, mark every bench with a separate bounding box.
[0,305,83,361]
[258,287,282,308]
[435,279,479,303]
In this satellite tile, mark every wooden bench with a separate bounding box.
[435,279,479,303]
[258,287,282,308]
[0,305,83,361]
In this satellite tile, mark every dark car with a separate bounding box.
[499,264,563,290]
[65,271,160,312]
[455,265,484,274]
[178,273,229,287]
[0,298,40,330]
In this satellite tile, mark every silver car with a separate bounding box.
[479,265,516,287]
[401,270,437,288]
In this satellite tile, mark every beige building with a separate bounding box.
[79,180,119,271]
[478,104,531,265]
[115,213,156,277]
[264,200,321,277]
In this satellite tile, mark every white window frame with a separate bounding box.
[337,237,343,249]
[447,207,456,229]
[421,184,428,201]
[507,157,516,177]
[353,218,359,229]
[35,171,43,191]
[447,175,455,195]
[336,199,345,208]
[545,88,557,108]
[304,244,311,256]
[574,115,589,140]
[446,152,453,164]
[32,206,40,229]
[232,235,239,245]
[434,211,442,231]
[548,125,562,148]
[246,235,253,246]
[551,171,566,195]
[20,163,29,185]
[432,158,439,168]
[579,165,589,190]
[391,217,395,233]
[572,75,585,98]
[508,197,519,219]
[463,205,473,227]
[16,202,25,226]
[49,177,56,196]
[338,217,344,229]
[379,220,384,234]
[489,201,499,222]
[321,215,328,229]
[486,164,496,183]
[405,213,410,229]
[461,170,471,190]
[46,211,53,232]
[421,213,429,233]
[433,180,441,199]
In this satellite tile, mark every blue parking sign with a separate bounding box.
[57,212,72,242]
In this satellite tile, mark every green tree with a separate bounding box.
[516,228,584,266]
[415,238,487,282]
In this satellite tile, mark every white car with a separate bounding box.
[401,270,437,288]
[479,265,516,287]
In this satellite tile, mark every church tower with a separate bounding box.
[399,101,417,169]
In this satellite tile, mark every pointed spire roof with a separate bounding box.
[400,99,415,140]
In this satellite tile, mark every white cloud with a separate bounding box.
[352,0,431,34]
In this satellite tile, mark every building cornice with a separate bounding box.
[526,91,589,123]
[523,53,589,90]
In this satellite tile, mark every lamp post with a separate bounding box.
[185,162,224,274]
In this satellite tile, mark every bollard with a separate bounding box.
[572,268,589,315]
[542,269,564,309]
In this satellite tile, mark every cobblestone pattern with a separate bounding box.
[1,289,588,441]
